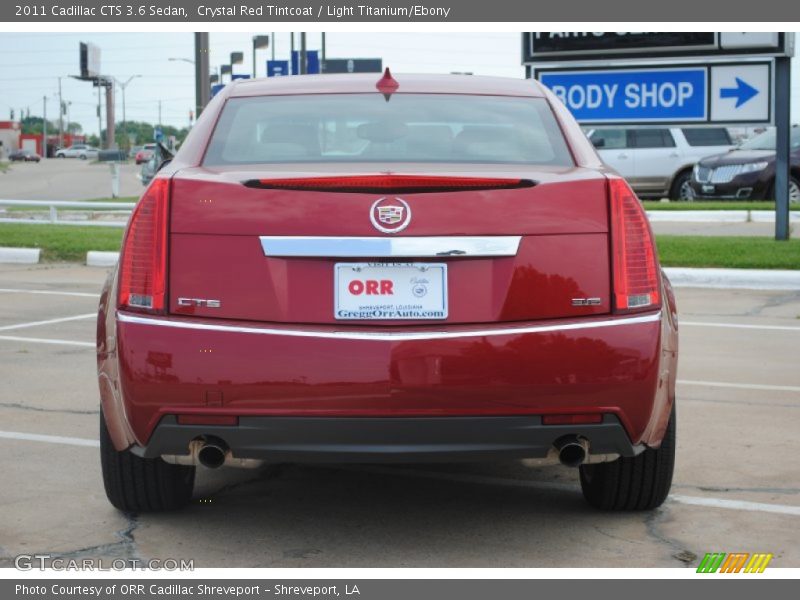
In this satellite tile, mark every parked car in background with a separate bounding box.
[99,73,678,513]
[55,144,99,160]
[8,149,41,162]
[129,145,144,160]
[588,127,735,200]
[690,126,800,202]
[139,142,173,186]
[135,143,157,164]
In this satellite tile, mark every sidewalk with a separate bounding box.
[651,221,796,237]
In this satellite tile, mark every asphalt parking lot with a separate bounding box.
[0,263,798,568]
[0,159,143,200]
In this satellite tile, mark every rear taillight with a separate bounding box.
[118,177,169,313]
[609,177,661,313]
[244,174,536,194]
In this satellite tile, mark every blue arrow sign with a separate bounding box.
[719,77,759,108]
[539,67,708,123]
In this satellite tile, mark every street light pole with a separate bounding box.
[300,32,307,75]
[193,33,210,118]
[115,75,141,152]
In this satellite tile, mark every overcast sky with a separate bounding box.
[1,32,797,136]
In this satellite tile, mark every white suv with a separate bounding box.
[55,144,100,160]
[587,127,735,200]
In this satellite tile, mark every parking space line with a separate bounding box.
[0,335,94,348]
[682,321,800,332]
[0,313,96,332]
[670,495,800,517]
[677,380,800,393]
[0,430,99,448]
[0,288,98,298]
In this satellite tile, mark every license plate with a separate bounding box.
[702,184,715,194]
[334,263,448,320]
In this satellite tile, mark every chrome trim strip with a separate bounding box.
[259,236,522,258]
[118,312,661,342]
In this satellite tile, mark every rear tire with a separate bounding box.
[579,405,675,510]
[100,410,195,511]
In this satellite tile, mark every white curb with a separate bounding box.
[646,210,748,223]
[86,251,119,267]
[664,267,800,290]
[0,247,41,264]
[646,210,800,223]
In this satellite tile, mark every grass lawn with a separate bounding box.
[656,235,800,270]
[0,223,123,262]
[643,200,800,211]
[1,223,798,269]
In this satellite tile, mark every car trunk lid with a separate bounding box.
[168,165,611,325]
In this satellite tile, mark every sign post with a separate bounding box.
[774,57,791,241]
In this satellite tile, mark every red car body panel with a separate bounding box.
[109,311,667,447]
[96,73,677,459]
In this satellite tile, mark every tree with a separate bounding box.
[102,120,191,150]
[21,116,58,135]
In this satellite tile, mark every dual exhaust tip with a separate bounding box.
[194,435,590,469]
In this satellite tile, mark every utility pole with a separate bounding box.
[105,79,115,149]
[58,77,64,149]
[322,32,326,62]
[42,96,47,159]
[271,32,275,61]
[300,32,307,75]
[97,85,102,147]
[194,32,210,118]
[158,100,162,127]
[122,87,126,145]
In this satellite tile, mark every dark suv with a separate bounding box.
[690,127,800,202]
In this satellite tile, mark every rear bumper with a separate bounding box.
[110,310,669,450]
[135,414,638,463]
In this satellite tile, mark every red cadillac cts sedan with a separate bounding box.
[97,71,678,512]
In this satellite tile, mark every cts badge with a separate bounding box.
[177,298,221,308]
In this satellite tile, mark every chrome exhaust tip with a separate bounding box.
[197,441,228,469]
[554,436,589,468]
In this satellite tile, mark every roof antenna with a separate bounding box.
[376,67,399,101]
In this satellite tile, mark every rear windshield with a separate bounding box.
[203,94,574,166]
